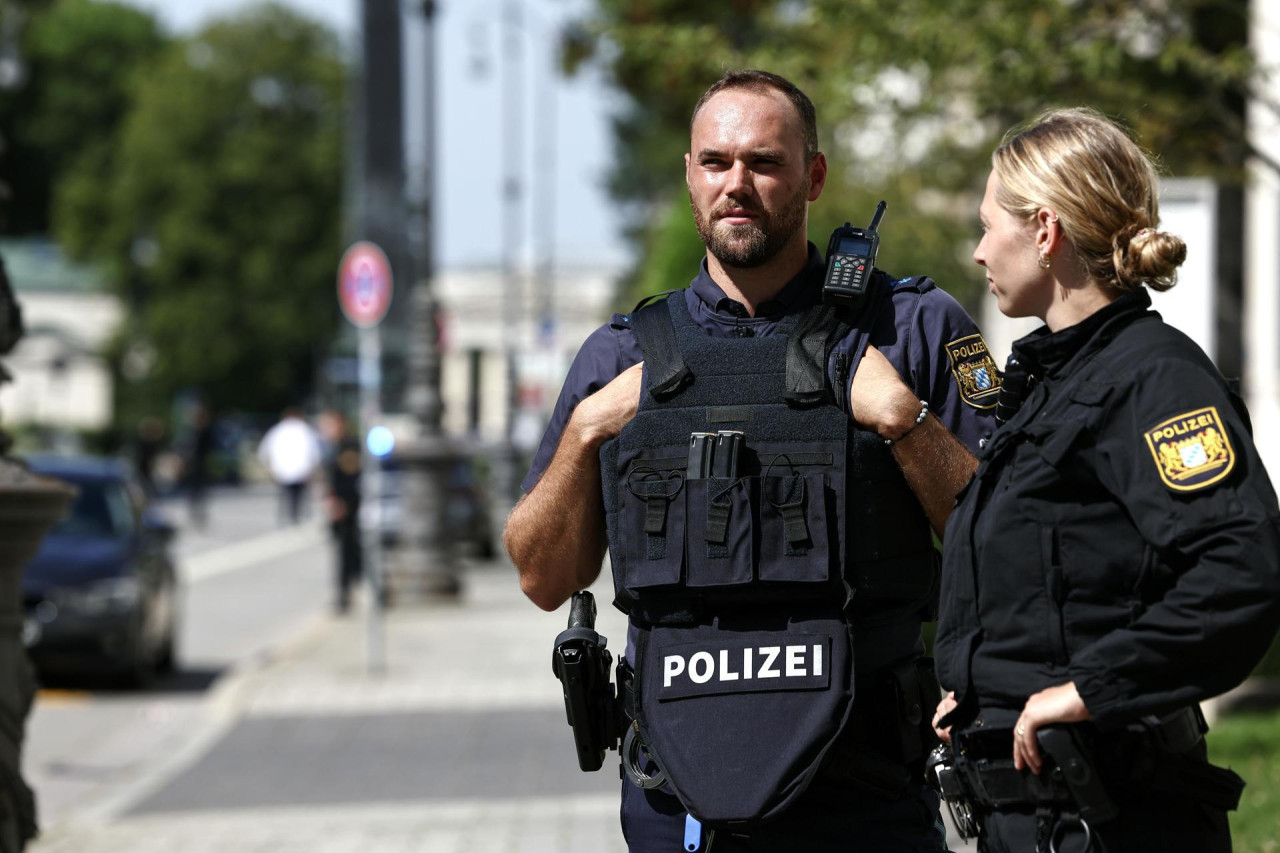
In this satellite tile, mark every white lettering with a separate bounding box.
[758,646,781,678]
[719,649,739,681]
[664,655,685,688]
[813,644,822,677]
[689,652,714,684]
[743,648,752,680]
[786,645,806,677]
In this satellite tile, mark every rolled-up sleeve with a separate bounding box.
[521,316,642,494]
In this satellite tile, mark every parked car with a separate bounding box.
[21,455,179,687]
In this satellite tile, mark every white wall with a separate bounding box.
[1245,0,1280,477]
[0,291,122,430]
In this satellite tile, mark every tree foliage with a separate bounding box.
[0,0,163,234]
[563,0,1254,311]
[50,3,347,420]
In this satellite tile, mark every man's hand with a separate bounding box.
[574,362,645,446]
[848,344,976,535]
[1013,681,1091,774]
[849,345,922,442]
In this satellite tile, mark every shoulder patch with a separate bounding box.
[1144,407,1235,492]
[945,334,1001,409]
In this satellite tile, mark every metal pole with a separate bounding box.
[359,326,386,675]
[534,18,557,402]
[499,0,525,509]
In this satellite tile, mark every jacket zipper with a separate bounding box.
[834,352,849,410]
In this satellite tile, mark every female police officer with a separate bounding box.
[931,107,1280,852]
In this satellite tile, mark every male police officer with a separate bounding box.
[506,71,993,851]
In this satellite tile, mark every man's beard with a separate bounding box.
[690,181,808,269]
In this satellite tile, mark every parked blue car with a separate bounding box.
[21,455,179,686]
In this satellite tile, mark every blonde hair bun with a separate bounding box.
[1114,226,1186,292]
[993,107,1186,292]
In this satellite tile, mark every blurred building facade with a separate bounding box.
[432,262,620,447]
[0,238,120,431]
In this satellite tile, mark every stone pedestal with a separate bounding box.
[385,433,461,602]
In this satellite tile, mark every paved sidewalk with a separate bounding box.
[31,560,632,853]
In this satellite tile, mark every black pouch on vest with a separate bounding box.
[633,610,855,827]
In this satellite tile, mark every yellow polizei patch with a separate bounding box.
[945,334,1002,410]
[1144,406,1235,492]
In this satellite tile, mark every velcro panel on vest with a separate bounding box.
[635,609,854,827]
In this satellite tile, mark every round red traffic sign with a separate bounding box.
[338,241,393,328]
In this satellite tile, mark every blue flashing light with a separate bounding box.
[367,425,395,458]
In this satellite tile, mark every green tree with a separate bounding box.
[55,3,347,420]
[564,0,1254,311]
[0,0,164,234]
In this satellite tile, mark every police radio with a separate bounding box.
[823,201,887,308]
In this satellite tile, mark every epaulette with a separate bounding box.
[888,274,936,294]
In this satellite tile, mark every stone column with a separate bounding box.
[1245,0,1280,476]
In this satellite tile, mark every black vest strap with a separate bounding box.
[631,296,693,401]
[784,304,849,407]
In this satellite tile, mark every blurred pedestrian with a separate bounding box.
[320,410,362,613]
[134,416,166,497]
[183,403,215,529]
[257,407,321,525]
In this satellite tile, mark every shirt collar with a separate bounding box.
[689,243,825,318]
[1013,287,1153,379]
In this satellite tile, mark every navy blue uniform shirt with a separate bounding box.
[524,244,996,493]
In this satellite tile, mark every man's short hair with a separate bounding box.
[690,70,819,162]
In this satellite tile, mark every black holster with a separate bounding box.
[820,656,942,798]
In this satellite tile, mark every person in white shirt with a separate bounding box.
[257,407,322,525]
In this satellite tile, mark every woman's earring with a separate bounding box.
[1038,253,1052,270]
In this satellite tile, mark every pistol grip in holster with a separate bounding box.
[1036,725,1118,825]
[551,591,620,772]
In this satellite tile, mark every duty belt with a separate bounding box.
[928,706,1243,843]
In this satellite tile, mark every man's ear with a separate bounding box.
[808,152,827,202]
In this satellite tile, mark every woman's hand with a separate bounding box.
[932,691,958,743]
[1013,681,1091,774]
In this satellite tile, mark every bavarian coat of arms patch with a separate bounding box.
[945,334,1002,409]
[1143,406,1236,492]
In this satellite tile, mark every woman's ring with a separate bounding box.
[1016,725,1026,735]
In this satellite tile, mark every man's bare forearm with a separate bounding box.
[504,417,611,612]
[890,414,978,536]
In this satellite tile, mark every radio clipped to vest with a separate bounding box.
[822,200,887,309]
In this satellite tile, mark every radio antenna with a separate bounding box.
[868,200,888,232]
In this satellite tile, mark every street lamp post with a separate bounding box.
[391,0,460,600]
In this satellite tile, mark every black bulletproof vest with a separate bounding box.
[599,290,936,827]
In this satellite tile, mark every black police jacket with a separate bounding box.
[936,288,1280,731]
